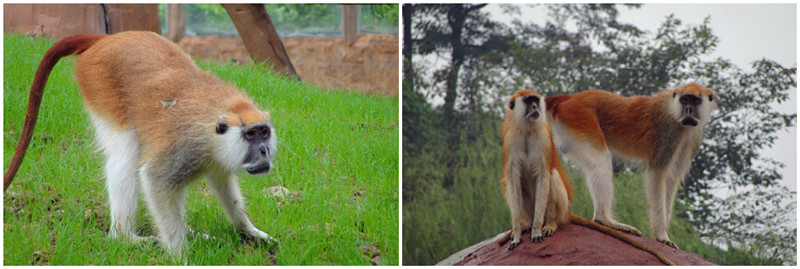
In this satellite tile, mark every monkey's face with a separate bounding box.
[215,117,277,175]
[240,123,276,174]
[670,83,716,127]
[508,90,546,124]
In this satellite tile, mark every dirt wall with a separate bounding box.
[178,34,398,96]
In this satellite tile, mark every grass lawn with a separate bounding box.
[3,34,399,265]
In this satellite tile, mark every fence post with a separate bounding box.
[341,4,359,46]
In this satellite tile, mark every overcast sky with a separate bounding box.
[485,3,797,191]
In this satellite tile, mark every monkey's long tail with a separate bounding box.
[496,230,512,246]
[4,34,105,191]
[568,214,675,265]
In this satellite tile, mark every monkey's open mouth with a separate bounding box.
[526,110,540,120]
[246,164,271,174]
[681,117,698,126]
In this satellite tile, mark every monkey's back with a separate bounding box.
[552,89,673,160]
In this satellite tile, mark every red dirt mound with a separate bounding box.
[438,223,715,265]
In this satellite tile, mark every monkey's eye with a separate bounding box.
[261,127,271,138]
[709,94,714,102]
[509,99,515,110]
[216,123,228,135]
[673,92,677,98]
[245,130,256,140]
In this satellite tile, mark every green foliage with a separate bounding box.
[158,4,398,36]
[404,3,795,265]
[402,110,505,265]
[360,5,399,34]
[3,34,398,265]
[265,4,340,36]
[184,4,238,35]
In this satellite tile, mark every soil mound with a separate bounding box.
[438,224,715,265]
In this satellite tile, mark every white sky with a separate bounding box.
[485,4,798,191]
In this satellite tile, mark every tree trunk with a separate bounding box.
[222,4,299,80]
[442,5,466,123]
[402,4,413,90]
[104,4,160,34]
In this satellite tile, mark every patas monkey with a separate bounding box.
[4,32,278,257]
[500,90,568,250]
[498,90,674,265]
[545,83,716,248]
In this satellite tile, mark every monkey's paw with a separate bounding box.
[530,229,545,243]
[542,224,557,237]
[240,229,279,254]
[508,241,520,250]
[658,239,679,249]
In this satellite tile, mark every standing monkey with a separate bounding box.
[545,83,717,248]
[4,31,278,257]
[499,90,674,265]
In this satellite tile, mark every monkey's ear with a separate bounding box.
[509,99,515,110]
[216,117,229,135]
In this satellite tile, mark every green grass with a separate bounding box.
[3,34,398,265]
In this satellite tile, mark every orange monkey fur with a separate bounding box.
[4,31,278,256]
[500,89,571,249]
[497,90,674,265]
[4,31,268,190]
[546,83,713,162]
[544,83,716,249]
[74,31,268,162]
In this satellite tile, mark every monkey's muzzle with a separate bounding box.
[679,94,701,126]
[526,109,540,120]
[246,163,271,174]
[681,117,698,127]
[522,95,541,120]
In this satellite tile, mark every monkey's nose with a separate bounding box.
[259,145,268,157]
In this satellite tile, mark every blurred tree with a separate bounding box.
[410,4,513,126]
[409,4,514,187]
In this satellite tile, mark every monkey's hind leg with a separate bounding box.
[542,207,558,237]
[552,121,641,235]
[89,113,146,243]
[543,168,569,237]
[206,169,278,251]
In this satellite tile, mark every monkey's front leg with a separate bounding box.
[206,170,278,249]
[504,164,525,250]
[530,171,550,243]
[140,164,189,257]
[646,168,678,248]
